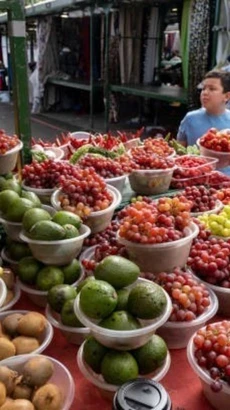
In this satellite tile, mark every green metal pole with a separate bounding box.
[8,0,32,164]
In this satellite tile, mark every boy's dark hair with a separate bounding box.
[204,70,230,92]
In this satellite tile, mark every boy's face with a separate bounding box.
[200,78,230,114]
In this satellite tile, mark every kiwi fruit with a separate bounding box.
[0,398,35,410]
[0,382,6,406]
[12,337,40,355]
[22,357,54,387]
[0,338,16,360]
[12,384,33,401]
[0,366,18,395]
[32,383,62,410]
[2,313,23,337]
[16,312,47,338]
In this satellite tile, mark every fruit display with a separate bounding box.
[118,197,192,244]
[0,311,52,358]
[0,266,21,312]
[216,188,230,204]
[141,137,175,157]
[80,333,168,384]
[187,237,230,287]
[173,185,218,214]
[173,156,217,179]
[199,128,230,152]
[207,171,230,188]
[156,268,211,322]
[198,206,230,237]
[77,154,137,178]
[129,147,175,170]
[0,354,75,409]
[81,242,128,274]
[0,130,20,154]
[189,320,230,392]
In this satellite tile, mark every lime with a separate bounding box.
[115,288,130,311]
[7,241,32,261]
[99,311,140,331]
[83,336,108,374]
[52,210,82,229]
[4,198,35,222]
[76,276,95,293]
[21,190,41,207]
[47,284,77,313]
[127,282,167,320]
[101,351,139,384]
[132,335,167,374]
[63,224,80,239]
[0,190,19,214]
[22,208,51,232]
[94,256,140,289]
[36,266,64,291]
[61,299,84,327]
[79,280,117,320]
[1,179,21,195]
[62,259,81,284]
[18,256,43,285]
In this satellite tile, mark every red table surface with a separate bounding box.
[14,294,221,410]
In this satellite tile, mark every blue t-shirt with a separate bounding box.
[177,108,230,146]
[177,108,230,174]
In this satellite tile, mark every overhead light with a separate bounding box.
[61,12,69,18]
[172,8,178,12]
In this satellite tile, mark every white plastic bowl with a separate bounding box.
[74,278,172,350]
[18,264,84,308]
[198,138,230,169]
[123,138,141,151]
[45,305,90,345]
[117,222,199,274]
[0,277,7,308]
[105,175,127,194]
[0,309,53,355]
[0,140,23,175]
[191,199,223,217]
[44,146,65,161]
[0,353,75,410]
[19,224,91,265]
[1,247,19,274]
[157,286,218,349]
[0,280,21,312]
[22,182,56,205]
[51,185,122,234]
[187,328,230,410]
[192,274,230,317]
[77,341,171,398]
[70,131,91,139]
[128,167,175,195]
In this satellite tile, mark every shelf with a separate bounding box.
[46,77,103,92]
[110,83,188,104]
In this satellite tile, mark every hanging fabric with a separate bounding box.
[188,0,210,109]
[215,0,230,67]
[143,7,160,84]
[36,16,59,112]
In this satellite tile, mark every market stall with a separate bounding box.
[1,129,230,409]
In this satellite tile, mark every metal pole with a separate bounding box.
[104,4,111,132]
[8,0,32,164]
[211,0,221,68]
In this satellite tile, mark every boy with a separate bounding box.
[177,70,230,147]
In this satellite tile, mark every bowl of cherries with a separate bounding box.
[0,131,23,175]
[198,128,230,169]
[156,268,218,349]
[187,320,230,410]
[51,166,122,234]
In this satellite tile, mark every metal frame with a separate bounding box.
[0,0,31,164]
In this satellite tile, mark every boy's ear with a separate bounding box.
[225,91,230,102]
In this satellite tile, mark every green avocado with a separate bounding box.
[29,220,66,241]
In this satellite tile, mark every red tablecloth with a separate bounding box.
[15,293,218,410]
